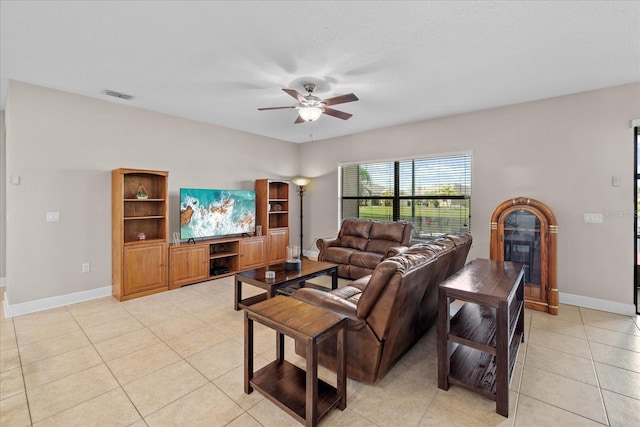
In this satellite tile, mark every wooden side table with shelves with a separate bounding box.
[244,296,347,427]
[437,258,525,417]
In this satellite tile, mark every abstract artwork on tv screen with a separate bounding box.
[180,188,256,239]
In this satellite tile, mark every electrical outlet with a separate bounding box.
[46,212,60,222]
[82,263,90,273]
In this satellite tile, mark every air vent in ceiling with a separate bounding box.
[103,89,134,100]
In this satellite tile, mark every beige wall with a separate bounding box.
[301,83,639,311]
[5,81,299,307]
[4,81,639,314]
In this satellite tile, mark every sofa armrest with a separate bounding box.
[385,245,409,259]
[316,237,339,251]
[293,288,360,322]
[316,237,340,261]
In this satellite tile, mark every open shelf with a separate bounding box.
[438,259,525,417]
[448,332,522,400]
[168,235,266,288]
[251,360,341,425]
[112,168,169,301]
[255,179,290,264]
[449,303,497,354]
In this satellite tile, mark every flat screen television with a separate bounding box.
[180,188,256,239]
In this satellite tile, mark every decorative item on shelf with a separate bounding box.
[272,204,282,211]
[137,232,146,241]
[172,232,180,246]
[285,245,302,270]
[255,225,262,236]
[291,176,311,257]
[136,184,149,199]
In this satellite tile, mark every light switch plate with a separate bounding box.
[46,212,60,222]
[584,213,603,223]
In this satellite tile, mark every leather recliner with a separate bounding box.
[294,233,473,383]
[316,218,413,280]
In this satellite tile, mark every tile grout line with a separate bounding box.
[73,304,148,426]
[118,289,253,425]
[579,307,611,427]
[10,314,34,427]
[519,310,610,426]
[27,305,137,426]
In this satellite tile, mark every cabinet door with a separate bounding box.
[239,237,267,270]
[169,244,208,289]
[123,243,167,296]
[268,229,289,264]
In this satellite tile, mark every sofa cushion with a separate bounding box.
[340,218,373,239]
[340,235,369,251]
[349,251,385,271]
[365,221,411,254]
[321,247,356,265]
[369,221,408,242]
[349,276,371,291]
[355,260,398,319]
[330,286,362,305]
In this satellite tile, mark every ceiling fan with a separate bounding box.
[258,83,358,124]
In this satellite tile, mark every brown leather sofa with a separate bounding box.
[316,218,413,280]
[294,233,472,383]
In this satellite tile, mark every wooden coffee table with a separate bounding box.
[234,259,338,311]
[244,296,347,427]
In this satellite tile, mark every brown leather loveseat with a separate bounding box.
[294,233,472,383]
[316,218,413,280]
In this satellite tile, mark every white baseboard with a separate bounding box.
[560,292,636,316]
[304,249,319,260]
[3,286,112,318]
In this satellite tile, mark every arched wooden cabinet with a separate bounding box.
[490,197,558,315]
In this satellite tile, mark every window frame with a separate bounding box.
[634,127,639,314]
[339,151,472,241]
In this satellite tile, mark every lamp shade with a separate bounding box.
[292,177,311,186]
[298,106,323,122]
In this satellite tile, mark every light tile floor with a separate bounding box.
[1,277,639,426]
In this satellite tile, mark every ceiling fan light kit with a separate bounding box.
[298,106,323,122]
[258,82,358,124]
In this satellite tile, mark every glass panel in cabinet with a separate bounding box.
[503,210,541,288]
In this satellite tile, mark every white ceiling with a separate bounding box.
[1,1,639,143]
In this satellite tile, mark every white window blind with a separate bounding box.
[340,153,471,239]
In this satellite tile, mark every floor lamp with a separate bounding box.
[291,177,311,258]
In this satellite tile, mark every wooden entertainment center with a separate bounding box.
[112,169,291,299]
[112,168,170,301]
[169,235,267,289]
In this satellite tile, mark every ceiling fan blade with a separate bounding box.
[282,89,306,103]
[294,115,305,124]
[323,107,353,120]
[323,93,359,106]
[257,106,296,111]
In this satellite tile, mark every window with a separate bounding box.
[340,153,471,240]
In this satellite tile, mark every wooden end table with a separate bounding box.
[437,258,525,417]
[244,296,347,427]
[234,259,338,310]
